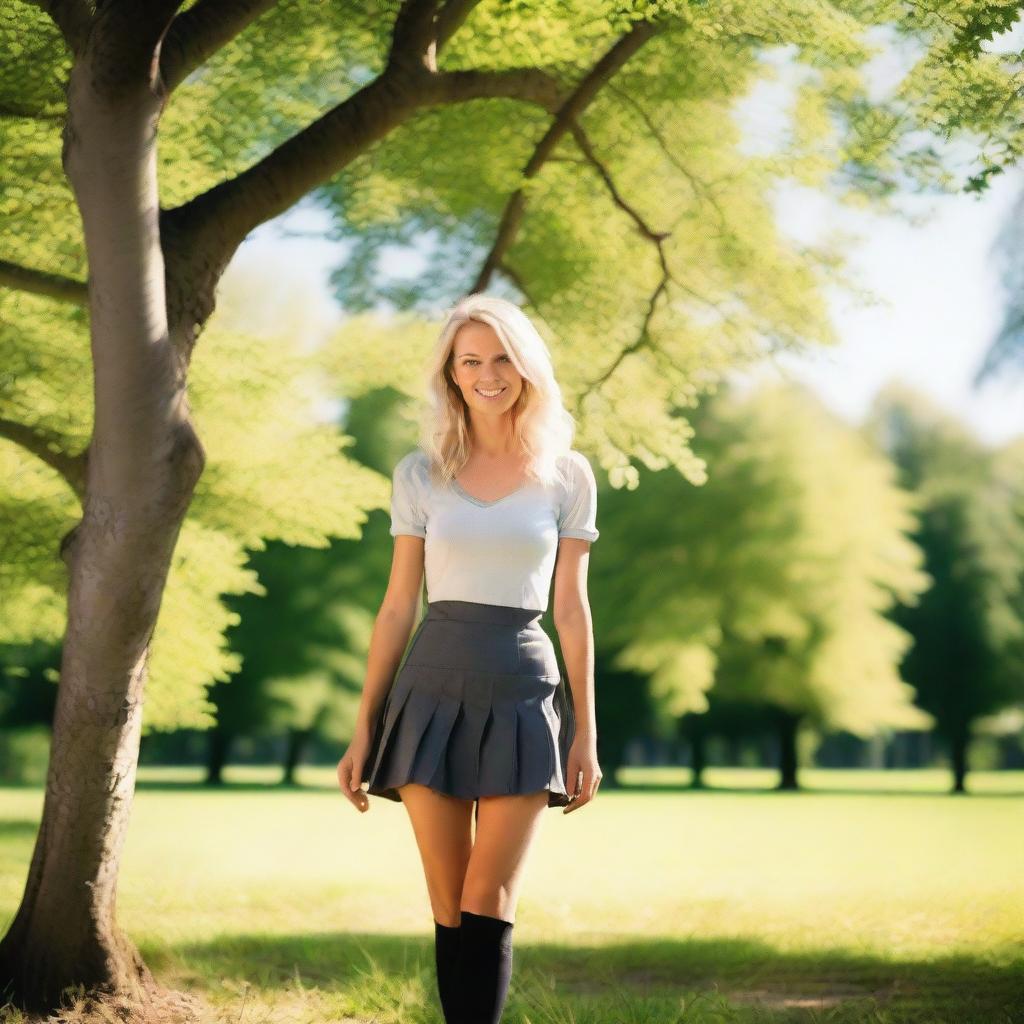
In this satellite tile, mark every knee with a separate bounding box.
[460,881,514,921]
[431,885,467,927]
[433,905,462,927]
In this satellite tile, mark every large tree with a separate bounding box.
[1,0,1022,1017]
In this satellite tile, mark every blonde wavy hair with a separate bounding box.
[414,294,577,489]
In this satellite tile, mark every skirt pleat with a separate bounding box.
[361,600,576,808]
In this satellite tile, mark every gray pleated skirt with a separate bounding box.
[361,599,577,808]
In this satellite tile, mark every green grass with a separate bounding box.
[1,767,1022,1023]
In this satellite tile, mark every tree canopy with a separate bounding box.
[2,0,1022,729]
[591,380,934,737]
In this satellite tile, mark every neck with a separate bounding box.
[467,414,517,456]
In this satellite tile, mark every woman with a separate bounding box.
[336,293,602,1024]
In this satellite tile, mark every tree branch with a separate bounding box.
[27,0,92,54]
[157,0,484,100]
[422,66,566,110]
[388,0,442,73]
[90,0,188,96]
[469,19,662,293]
[163,72,419,281]
[495,260,538,308]
[163,62,567,303]
[0,260,89,305]
[568,120,670,244]
[535,53,740,414]
[561,116,673,404]
[435,0,483,52]
[0,418,87,497]
[606,82,732,234]
[388,0,483,73]
[160,0,282,93]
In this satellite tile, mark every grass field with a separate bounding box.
[1,767,1022,1023]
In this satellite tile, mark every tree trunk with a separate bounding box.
[206,725,232,786]
[280,727,309,786]
[689,725,707,789]
[775,708,801,791]
[0,42,205,1017]
[949,724,971,794]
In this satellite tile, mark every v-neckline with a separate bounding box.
[450,477,528,508]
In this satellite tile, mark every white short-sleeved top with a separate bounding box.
[389,448,599,612]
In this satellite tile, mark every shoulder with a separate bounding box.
[554,449,599,540]
[563,449,594,472]
[557,449,596,486]
[392,449,433,499]
[395,447,431,478]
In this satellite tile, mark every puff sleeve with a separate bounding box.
[557,450,600,542]
[390,452,427,538]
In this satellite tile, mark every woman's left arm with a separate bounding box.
[551,538,602,813]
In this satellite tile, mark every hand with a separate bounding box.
[337,736,371,813]
[562,736,601,814]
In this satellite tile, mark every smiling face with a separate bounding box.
[449,320,525,418]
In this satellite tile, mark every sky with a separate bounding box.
[734,170,1023,447]
[231,41,1023,450]
[728,31,1023,447]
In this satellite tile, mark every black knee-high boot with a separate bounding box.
[434,918,462,1023]
[456,909,514,1024]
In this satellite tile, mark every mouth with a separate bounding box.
[475,386,508,400]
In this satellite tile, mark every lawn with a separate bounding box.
[1,767,1022,1023]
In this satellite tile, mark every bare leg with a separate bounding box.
[399,785,550,1023]
[463,789,549,921]
[397,782,475,926]
[398,783,476,1023]
[454,789,549,1022]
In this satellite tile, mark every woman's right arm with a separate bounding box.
[337,533,425,811]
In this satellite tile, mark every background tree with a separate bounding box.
[1,0,1022,1016]
[866,385,1024,792]
[591,382,934,791]
[201,383,426,785]
[0,643,60,785]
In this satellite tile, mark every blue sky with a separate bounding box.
[737,169,1023,446]
[728,31,1023,447]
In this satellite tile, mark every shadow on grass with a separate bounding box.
[133,780,312,793]
[147,929,1024,1023]
[0,819,44,841]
